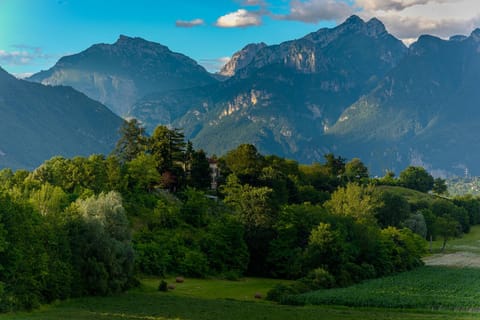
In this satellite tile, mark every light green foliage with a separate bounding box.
[325,182,382,224]
[29,183,69,216]
[125,154,160,192]
[222,174,275,228]
[379,227,426,273]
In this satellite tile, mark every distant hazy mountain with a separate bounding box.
[29,35,216,116]
[131,15,407,163]
[0,67,122,170]
[326,29,480,175]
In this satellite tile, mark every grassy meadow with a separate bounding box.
[4,210,480,319]
[3,277,480,320]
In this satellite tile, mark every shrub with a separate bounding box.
[158,280,168,292]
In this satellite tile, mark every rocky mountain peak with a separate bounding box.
[366,17,387,37]
[0,67,16,83]
[219,42,267,77]
[449,35,468,42]
[470,28,480,41]
[344,14,364,26]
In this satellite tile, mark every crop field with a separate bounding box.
[291,266,480,310]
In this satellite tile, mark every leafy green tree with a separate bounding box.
[344,158,369,182]
[453,195,480,226]
[432,178,448,195]
[187,149,212,190]
[69,192,135,295]
[222,144,265,185]
[113,119,148,163]
[324,183,382,225]
[402,213,428,238]
[375,191,411,228]
[323,153,346,177]
[303,222,345,276]
[29,183,69,217]
[149,126,186,190]
[125,154,160,193]
[267,204,325,278]
[222,174,275,228]
[399,166,434,193]
[434,216,460,251]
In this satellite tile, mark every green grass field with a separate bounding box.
[3,277,480,320]
[4,224,480,319]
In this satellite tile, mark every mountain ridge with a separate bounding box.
[29,35,217,116]
[0,67,123,170]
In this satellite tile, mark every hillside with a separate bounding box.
[0,67,123,170]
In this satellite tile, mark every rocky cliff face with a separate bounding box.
[29,35,217,116]
[218,42,267,77]
[130,15,408,165]
[326,28,480,175]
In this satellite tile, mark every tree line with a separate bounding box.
[0,119,478,310]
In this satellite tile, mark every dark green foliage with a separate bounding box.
[222,144,265,185]
[344,158,369,182]
[158,280,168,292]
[0,126,469,314]
[432,178,448,195]
[376,190,411,228]
[113,119,148,163]
[399,166,434,193]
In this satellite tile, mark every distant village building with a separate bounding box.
[209,158,219,190]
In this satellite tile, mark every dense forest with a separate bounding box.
[0,119,479,311]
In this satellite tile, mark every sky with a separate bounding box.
[1,0,480,77]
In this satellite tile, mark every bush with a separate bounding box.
[158,280,168,292]
[301,268,335,290]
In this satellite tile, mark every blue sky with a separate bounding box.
[1,0,480,76]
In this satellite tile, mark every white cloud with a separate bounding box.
[0,46,56,67]
[274,0,354,23]
[378,14,480,39]
[14,72,34,79]
[354,0,452,12]
[241,0,267,6]
[175,18,205,28]
[353,0,480,41]
[215,9,263,28]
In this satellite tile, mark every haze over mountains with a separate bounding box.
[3,15,480,175]
[0,67,122,170]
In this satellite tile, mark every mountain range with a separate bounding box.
[0,67,122,170]
[4,15,480,175]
